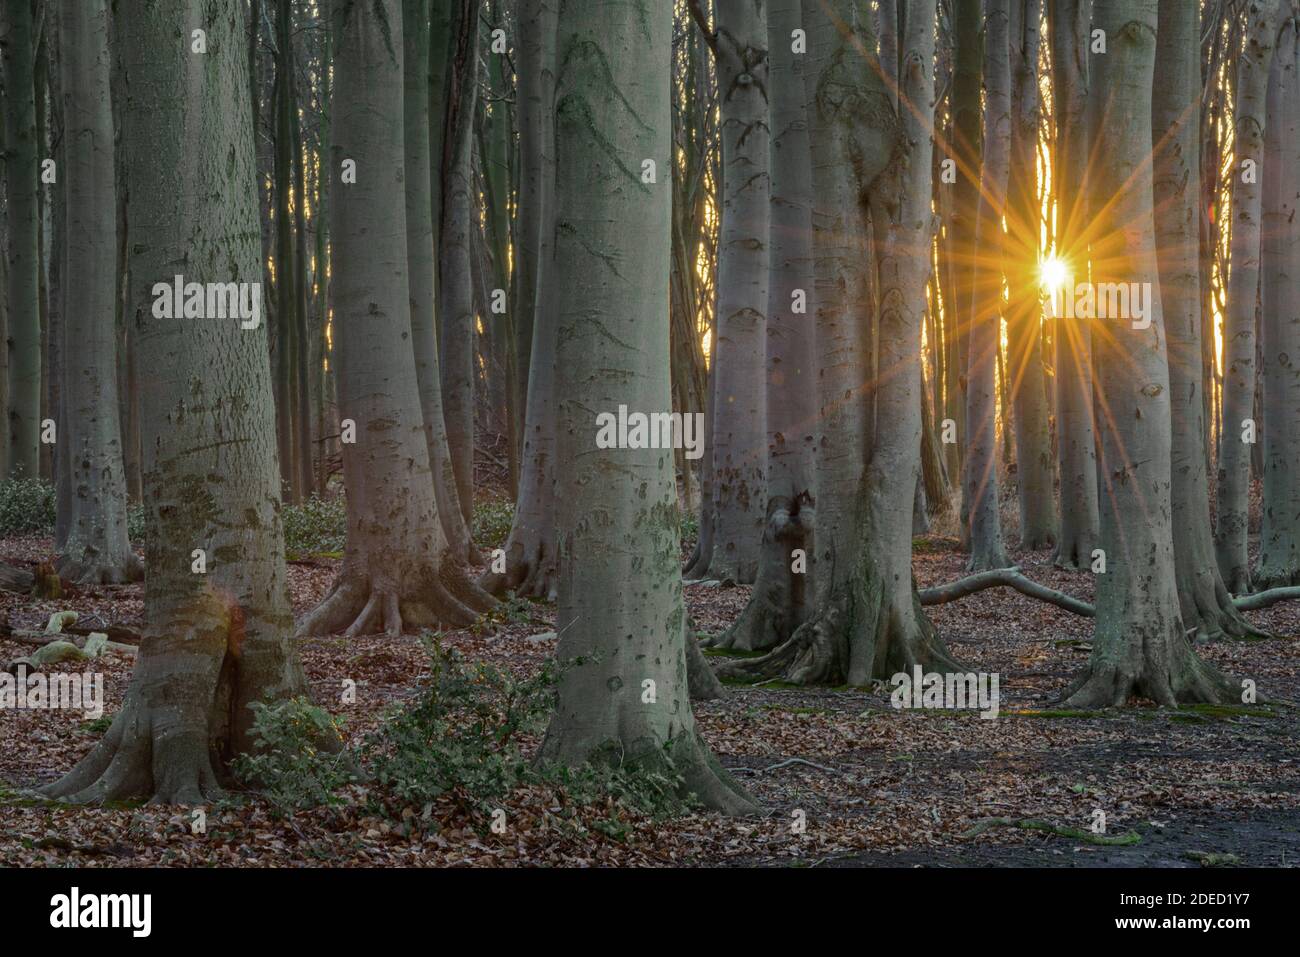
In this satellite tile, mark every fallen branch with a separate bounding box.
[730,757,843,776]
[919,567,1095,617]
[1233,586,1300,612]
[960,816,1141,846]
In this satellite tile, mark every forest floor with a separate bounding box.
[2,507,1298,868]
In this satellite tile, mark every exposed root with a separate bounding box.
[1059,644,1241,709]
[1234,585,1300,613]
[1182,573,1270,641]
[713,572,962,687]
[685,621,725,701]
[40,688,224,805]
[296,553,497,638]
[706,498,811,653]
[54,551,143,586]
[918,566,1094,617]
[479,536,558,602]
[1052,535,1097,572]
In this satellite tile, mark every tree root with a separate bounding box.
[712,573,962,687]
[296,555,497,638]
[705,499,811,653]
[1234,586,1300,612]
[478,536,558,602]
[685,621,725,701]
[40,693,225,805]
[1059,649,1240,709]
[54,552,143,586]
[961,816,1141,846]
[918,566,1094,617]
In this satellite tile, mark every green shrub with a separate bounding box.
[231,641,699,836]
[0,478,56,535]
[363,641,557,819]
[232,697,355,812]
[471,499,514,551]
[282,496,348,557]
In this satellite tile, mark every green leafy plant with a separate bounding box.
[282,496,348,557]
[232,697,355,812]
[471,498,514,551]
[0,477,56,535]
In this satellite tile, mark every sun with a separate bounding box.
[1040,254,1070,291]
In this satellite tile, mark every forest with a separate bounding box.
[0,0,1298,892]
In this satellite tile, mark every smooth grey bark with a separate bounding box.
[1047,0,1100,569]
[1007,0,1056,549]
[403,0,475,564]
[1,0,42,477]
[1214,0,1285,594]
[437,0,480,531]
[297,0,494,640]
[482,0,560,599]
[963,0,1013,571]
[709,0,815,651]
[52,0,140,585]
[1258,16,1300,588]
[1153,0,1262,641]
[715,0,958,687]
[44,0,311,804]
[539,0,755,814]
[948,0,983,507]
[1062,0,1237,707]
[687,0,770,585]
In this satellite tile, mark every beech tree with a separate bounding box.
[1214,0,1285,594]
[1,0,41,478]
[714,0,959,687]
[540,0,754,812]
[436,0,480,534]
[52,0,140,585]
[481,0,560,599]
[962,0,1012,571]
[44,0,312,802]
[708,0,816,652]
[296,0,493,639]
[1062,0,1236,706]
[685,0,770,585]
[1047,0,1100,570]
[1152,0,1261,641]
[403,0,474,563]
[1257,14,1300,589]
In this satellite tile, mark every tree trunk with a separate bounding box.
[709,0,814,651]
[1257,16,1300,589]
[687,0,770,585]
[403,0,476,563]
[296,0,495,640]
[437,0,480,532]
[51,0,141,585]
[1214,0,1285,594]
[1,0,42,478]
[480,0,560,600]
[1007,0,1056,550]
[272,0,302,503]
[963,0,1013,571]
[1062,0,1236,707]
[714,0,959,687]
[1153,0,1262,641]
[1047,0,1100,569]
[44,0,312,804]
[948,0,983,516]
[540,0,755,814]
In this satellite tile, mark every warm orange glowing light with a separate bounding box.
[1040,254,1070,291]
